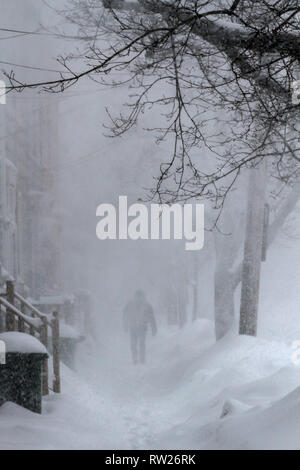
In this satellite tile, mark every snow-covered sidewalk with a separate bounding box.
[1,319,300,449]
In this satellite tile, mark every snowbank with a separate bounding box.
[154,332,299,450]
[0,320,300,449]
[0,360,130,450]
[202,383,300,450]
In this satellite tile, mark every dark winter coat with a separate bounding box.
[123,299,157,336]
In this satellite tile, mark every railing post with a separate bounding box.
[28,301,35,336]
[52,311,61,393]
[6,280,15,331]
[40,316,49,396]
[0,304,4,333]
[18,301,26,333]
[17,316,25,333]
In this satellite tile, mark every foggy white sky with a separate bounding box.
[0,0,299,339]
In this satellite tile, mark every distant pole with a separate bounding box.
[192,255,199,321]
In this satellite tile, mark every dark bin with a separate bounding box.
[0,352,48,413]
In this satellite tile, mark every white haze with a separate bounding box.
[0,0,299,450]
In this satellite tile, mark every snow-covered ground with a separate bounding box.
[0,318,299,450]
[0,232,299,450]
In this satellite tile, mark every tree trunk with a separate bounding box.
[213,204,244,340]
[214,172,299,340]
[239,162,267,336]
[232,182,300,291]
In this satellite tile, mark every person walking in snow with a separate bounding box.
[123,289,157,364]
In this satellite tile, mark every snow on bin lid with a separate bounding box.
[0,332,47,354]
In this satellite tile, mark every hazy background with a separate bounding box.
[1,0,299,352]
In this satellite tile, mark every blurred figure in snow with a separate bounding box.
[123,289,157,364]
